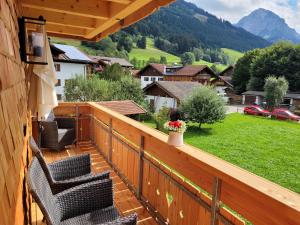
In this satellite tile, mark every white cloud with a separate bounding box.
[187,0,300,33]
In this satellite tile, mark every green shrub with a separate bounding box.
[180,86,226,128]
[153,107,170,131]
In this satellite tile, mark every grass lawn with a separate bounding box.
[221,48,244,64]
[143,114,300,193]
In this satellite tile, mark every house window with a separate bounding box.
[57,94,62,101]
[158,77,163,81]
[54,64,61,72]
[151,77,156,82]
[55,79,61,87]
[144,77,149,81]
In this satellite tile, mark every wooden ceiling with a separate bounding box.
[20,0,175,41]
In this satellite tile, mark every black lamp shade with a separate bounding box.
[18,16,48,65]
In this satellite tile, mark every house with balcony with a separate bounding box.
[51,43,96,101]
[144,81,202,112]
[0,0,299,225]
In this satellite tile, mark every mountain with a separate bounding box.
[236,8,300,44]
[126,0,270,52]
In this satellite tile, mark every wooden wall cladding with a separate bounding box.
[0,0,30,225]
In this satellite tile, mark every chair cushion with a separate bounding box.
[60,206,119,225]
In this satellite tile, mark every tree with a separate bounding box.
[111,76,145,105]
[180,86,226,128]
[64,75,111,102]
[232,49,260,94]
[137,36,147,49]
[117,36,133,52]
[249,42,300,91]
[64,75,145,105]
[181,52,195,65]
[101,63,131,81]
[264,76,289,110]
[193,48,203,61]
[160,56,167,64]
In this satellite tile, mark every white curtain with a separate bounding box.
[28,36,58,120]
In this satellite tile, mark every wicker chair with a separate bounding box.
[40,112,76,151]
[30,137,110,194]
[28,157,137,225]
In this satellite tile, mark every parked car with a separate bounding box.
[271,108,300,121]
[243,105,270,117]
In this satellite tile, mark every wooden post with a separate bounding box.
[108,118,113,163]
[75,105,79,143]
[137,135,145,199]
[211,177,222,225]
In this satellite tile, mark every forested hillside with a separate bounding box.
[126,0,270,52]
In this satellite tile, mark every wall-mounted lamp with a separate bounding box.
[18,16,48,65]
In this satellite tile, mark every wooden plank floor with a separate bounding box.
[31,141,157,225]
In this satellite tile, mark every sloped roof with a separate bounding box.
[174,65,211,76]
[90,56,133,67]
[242,91,300,99]
[97,100,146,115]
[144,81,202,101]
[219,65,234,76]
[53,44,94,63]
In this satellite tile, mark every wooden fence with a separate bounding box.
[54,102,300,225]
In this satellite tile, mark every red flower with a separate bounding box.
[173,121,181,128]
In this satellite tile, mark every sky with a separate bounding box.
[187,0,300,33]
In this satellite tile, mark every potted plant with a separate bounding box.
[164,120,186,147]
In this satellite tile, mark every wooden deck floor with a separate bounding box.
[31,141,157,225]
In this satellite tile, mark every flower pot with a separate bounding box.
[167,131,184,147]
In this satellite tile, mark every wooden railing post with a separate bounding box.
[137,135,145,199]
[75,105,79,143]
[211,177,222,225]
[108,118,113,163]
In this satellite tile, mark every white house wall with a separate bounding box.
[146,95,177,112]
[141,76,163,88]
[55,62,87,100]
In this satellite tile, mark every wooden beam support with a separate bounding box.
[21,0,111,20]
[45,23,87,37]
[85,0,152,39]
[22,7,102,30]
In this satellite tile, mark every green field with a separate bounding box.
[221,48,244,64]
[129,38,181,64]
[129,38,229,70]
[144,114,300,193]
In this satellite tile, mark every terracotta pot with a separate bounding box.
[167,131,184,147]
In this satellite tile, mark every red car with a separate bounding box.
[271,108,300,121]
[243,105,270,117]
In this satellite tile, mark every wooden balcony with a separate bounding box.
[44,102,300,225]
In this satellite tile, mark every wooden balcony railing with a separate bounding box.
[54,102,300,225]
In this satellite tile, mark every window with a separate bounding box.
[57,94,62,101]
[55,79,61,87]
[54,64,61,72]
[144,77,149,81]
[158,77,163,81]
[151,77,156,82]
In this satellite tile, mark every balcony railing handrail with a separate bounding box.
[55,102,300,225]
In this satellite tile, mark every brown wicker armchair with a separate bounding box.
[40,114,76,151]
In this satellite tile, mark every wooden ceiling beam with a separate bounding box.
[21,0,111,20]
[85,0,152,39]
[45,23,87,37]
[104,0,132,4]
[22,7,102,30]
